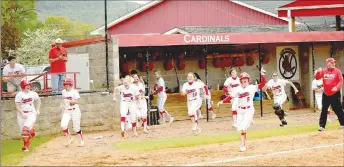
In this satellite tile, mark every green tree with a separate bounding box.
[43,16,96,41]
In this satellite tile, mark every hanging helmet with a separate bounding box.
[20,80,32,89]
[239,72,251,83]
[63,78,73,86]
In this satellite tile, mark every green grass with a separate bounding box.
[1,135,55,166]
[115,123,341,151]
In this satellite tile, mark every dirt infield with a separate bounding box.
[19,111,343,166]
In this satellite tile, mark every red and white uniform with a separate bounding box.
[15,91,39,131]
[155,77,167,111]
[267,79,288,107]
[119,84,140,121]
[61,89,81,132]
[223,77,241,110]
[182,81,205,116]
[223,76,266,131]
[197,79,211,107]
[312,79,324,110]
[136,82,148,118]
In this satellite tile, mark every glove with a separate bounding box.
[217,101,223,108]
[36,110,40,116]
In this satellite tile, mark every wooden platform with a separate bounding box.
[151,90,289,121]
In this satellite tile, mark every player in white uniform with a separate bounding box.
[15,80,41,152]
[152,70,174,125]
[311,71,331,122]
[266,72,298,127]
[181,72,207,135]
[3,56,26,92]
[60,78,84,147]
[223,69,241,127]
[217,68,266,152]
[132,74,149,133]
[193,72,216,119]
[114,77,140,137]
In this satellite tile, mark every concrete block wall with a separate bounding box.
[1,93,117,140]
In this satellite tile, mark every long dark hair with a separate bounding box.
[194,72,202,81]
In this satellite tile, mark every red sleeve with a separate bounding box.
[223,95,232,103]
[204,85,209,95]
[49,48,54,59]
[335,69,343,90]
[315,70,324,80]
[223,86,229,93]
[257,76,266,89]
[154,86,163,94]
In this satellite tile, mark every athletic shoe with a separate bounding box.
[143,129,149,134]
[169,117,174,126]
[318,127,325,131]
[64,137,74,146]
[193,128,201,135]
[121,131,126,137]
[22,147,29,152]
[192,123,198,131]
[78,141,84,147]
[133,131,138,137]
[239,146,246,152]
[211,113,216,120]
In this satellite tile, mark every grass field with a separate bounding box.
[1,135,55,166]
[114,122,340,151]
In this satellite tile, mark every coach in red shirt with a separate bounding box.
[49,38,68,93]
[315,58,344,131]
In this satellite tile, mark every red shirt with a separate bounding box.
[315,67,343,96]
[49,46,68,73]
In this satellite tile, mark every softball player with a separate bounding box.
[312,71,331,122]
[266,72,298,127]
[181,72,206,135]
[60,78,84,147]
[15,80,41,152]
[218,68,266,152]
[114,77,140,137]
[152,70,174,125]
[193,72,216,120]
[132,74,149,133]
[223,69,241,127]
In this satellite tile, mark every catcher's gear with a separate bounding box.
[20,80,32,89]
[239,72,250,83]
[63,78,73,86]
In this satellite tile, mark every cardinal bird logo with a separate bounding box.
[279,48,297,79]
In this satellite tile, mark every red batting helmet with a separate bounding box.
[239,72,251,83]
[326,58,336,64]
[20,80,32,89]
[63,78,73,86]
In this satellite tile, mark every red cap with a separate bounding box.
[326,58,336,64]
[20,80,32,89]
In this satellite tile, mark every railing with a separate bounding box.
[1,72,80,97]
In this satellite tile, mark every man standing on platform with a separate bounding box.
[49,38,68,94]
[315,58,344,131]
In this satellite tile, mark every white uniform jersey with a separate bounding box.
[267,79,288,96]
[155,77,166,97]
[182,81,204,101]
[135,82,146,96]
[230,85,258,108]
[3,63,25,75]
[224,77,241,90]
[119,84,140,102]
[62,89,80,110]
[15,91,39,112]
[312,79,323,97]
[196,79,207,97]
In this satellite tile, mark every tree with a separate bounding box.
[13,28,61,65]
[43,16,96,41]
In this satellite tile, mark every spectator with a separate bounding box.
[49,38,68,93]
[2,56,26,93]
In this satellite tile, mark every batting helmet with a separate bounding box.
[239,72,250,82]
[20,80,32,89]
[63,78,73,86]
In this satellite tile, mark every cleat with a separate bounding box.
[143,129,149,134]
[318,127,325,131]
[192,123,198,131]
[64,137,74,146]
[279,124,285,127]
[239,146,246,152]
[78,141,84,147]
[22,147,29,152]
[169,117,174,126]
[121,131,126,137]
[133,131,138,137]
[193,128,201,135]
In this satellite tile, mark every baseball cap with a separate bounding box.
[55,38,64,44]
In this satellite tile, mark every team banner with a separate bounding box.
[276,46,299,81]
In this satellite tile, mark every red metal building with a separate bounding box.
[91,0,289,35]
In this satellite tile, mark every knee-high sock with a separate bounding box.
[120,117,126,131]
[232,110,238,124]
[63,128,71,139]
[241,132,247,146]
[76,130,83,140]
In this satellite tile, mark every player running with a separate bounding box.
[312,70,331,122]
[152,70,174,125]
[132,74,149,133]
[194,72,216,120]
[181,72,208,135]
[266,72,298,127]
[60,78,84,147]
[114,77,140,137]
[15,80,41,152]
[217,68,266,152]
[223,69,240,127]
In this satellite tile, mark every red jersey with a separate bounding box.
[49,46,68,73]
[315,67,343,96]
